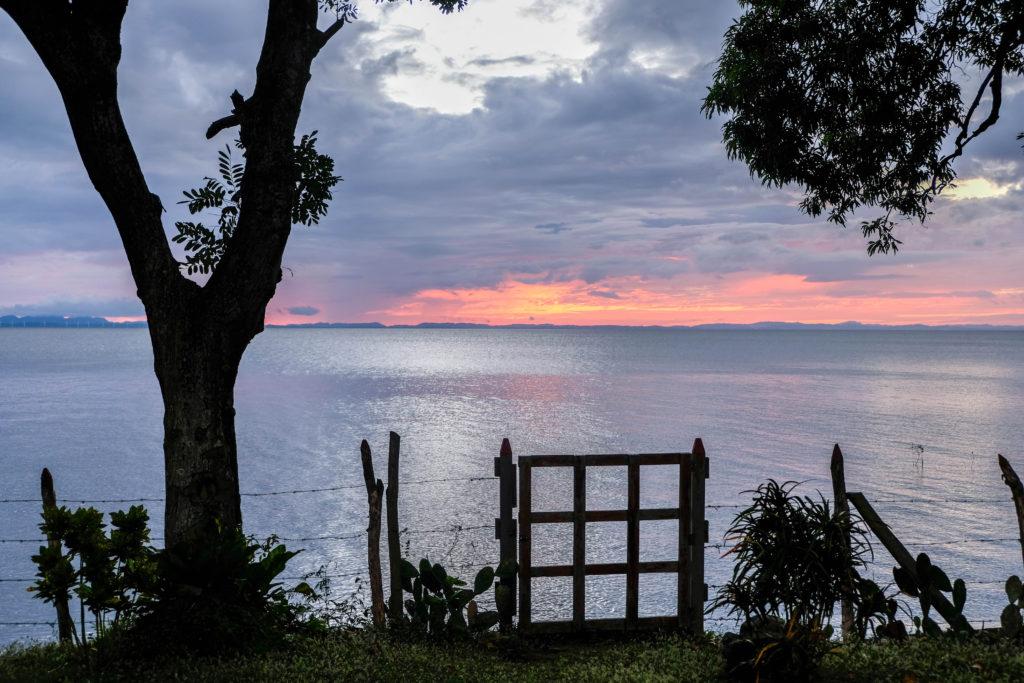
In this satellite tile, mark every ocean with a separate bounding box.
[1,327,1022,644]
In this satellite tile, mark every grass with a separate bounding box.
[3,629,1024,682]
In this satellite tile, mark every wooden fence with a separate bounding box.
[495,438,709,634]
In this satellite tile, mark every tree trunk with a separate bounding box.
[150,313,247,549]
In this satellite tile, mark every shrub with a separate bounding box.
[712,479,896,680]
[127,525,311,656]
[30,505,314,658]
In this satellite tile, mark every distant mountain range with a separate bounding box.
[2,315,1020,331]
[0,315,147,328]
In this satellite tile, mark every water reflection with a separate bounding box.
[2,328,1023,643]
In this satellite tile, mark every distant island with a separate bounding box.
[2,315,1021,331]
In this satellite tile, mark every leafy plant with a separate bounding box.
[29,505,156,642]
[31,503,315,656]
[129,525,311,655]
[893,552,970,637]
[172,132,340,275]
[713,479,898,681]
[1001,575,1024,637]
[711,479,874,628]
[397,557,516,636]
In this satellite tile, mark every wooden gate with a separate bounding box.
[495,438,708,634]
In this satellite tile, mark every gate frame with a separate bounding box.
[495,438,707,634]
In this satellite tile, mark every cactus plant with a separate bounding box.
[397,557,516,636]
[893,552,969,636]
[1001,575,1024,637]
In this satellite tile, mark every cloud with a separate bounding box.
[535,222,570,234]
[287,306,321,316]
[1,1,1022,326]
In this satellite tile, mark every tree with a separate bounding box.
[702,0,1024,254]
[0,0,466,553]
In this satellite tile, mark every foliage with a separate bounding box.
[713,479,902,680]
[29,505,156,642]
[711,479,876,629]
[893,552,970,637]
[29,504,317,657]
[702,0,1024,254]
[172,132,340,275]
[128,525,312,656]
[320,0,468,20]
[397,557,516,636]
[1002,574,1024,637]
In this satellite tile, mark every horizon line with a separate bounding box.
[2,315,1023,331]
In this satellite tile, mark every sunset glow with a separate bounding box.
[260,270,1024,327]
[2,1,1023,329]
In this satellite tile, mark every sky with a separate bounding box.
[1,0,1023,327]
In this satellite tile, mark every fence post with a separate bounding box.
[572,456,587,632]
[688,438,707,632]
[830,444,854,639]
[626,456,640,629]
[386,432,403,623]
[40,468,74,643]
[360,440,386,628]
[847,491,973,632]
[494,438,517,631]
[518,458,533,632]
[998,455,1024,573]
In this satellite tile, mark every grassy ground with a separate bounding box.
[3,630,1024,682]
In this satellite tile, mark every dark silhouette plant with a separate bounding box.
[30,505,316,656]
[713,479,896,681]
[30,504,156,643]
[893,552,970,637]
[398,557,516,636]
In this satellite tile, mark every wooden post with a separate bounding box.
[688,438,707,632]
[518,459,533,631]
[830,444,854,639]
[386,432,403,623]
[678,449,690,629]
[494,438,517,630]
[847,491,973,632]
[572,457,586,632]
[40,468,75,643]
[998,455,1024,573]
[360,440,386,628]
[626,456,640,628]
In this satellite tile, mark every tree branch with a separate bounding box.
[206,90,248,139]
[316,16,348,52]
[206,114,239,140]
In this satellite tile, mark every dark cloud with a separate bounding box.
[588,289,621,299]
[468,55,535,68]
[535,222,570,234]
[287,306,321,316]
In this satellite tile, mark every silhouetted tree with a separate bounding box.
[0,0,466,553]
[702,0,1023,253]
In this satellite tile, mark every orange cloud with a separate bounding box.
[364,273,1024,327]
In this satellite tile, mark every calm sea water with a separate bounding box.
[1,327,1023,644]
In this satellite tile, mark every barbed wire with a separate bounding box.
[0,475,496,505]
[862,497,1009,505]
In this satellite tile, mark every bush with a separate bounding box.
[712,479,896,680]
[30,506,315,659]
[126,525,311,656]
